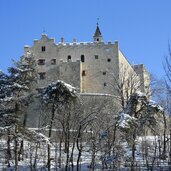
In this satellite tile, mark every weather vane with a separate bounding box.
[97,18,99,26]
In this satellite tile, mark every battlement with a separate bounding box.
[56,40,117,47]
[24,34,119,51]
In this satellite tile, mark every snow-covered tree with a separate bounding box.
[0,52,41,170]
[8,52,38,164]
[117,92,164,170]
[39,80,77,171]
[6,52,37,125]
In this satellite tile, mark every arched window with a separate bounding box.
[68,55,71,61]
[82,70,86,76]
[81,55,85,62]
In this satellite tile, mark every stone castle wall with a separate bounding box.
[23,34,150,96]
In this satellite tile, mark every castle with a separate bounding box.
[23,24,150,102]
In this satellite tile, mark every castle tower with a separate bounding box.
[93,23,103,43]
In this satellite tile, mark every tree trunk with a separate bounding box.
[33,143,39,169]
[18,140,24,161]
[70,139,76,171]
[6,130,11,167]
[30,150,33,171]
[131,132,136,171]
[112,123,117,170]
[76,151,82,171]
[169,129,171,168]
[65,112,71,171]
[47,103,55,171]
[65,144,69,171]
[91,141,96,171]
[161,111,167,159]
[65,130,70,171]
[19,111,28,161]
[54,141,58,171]
[151,139,157,171]
[58,135,62,168]
[76,136,83,171]
[15,125,19,171]
[47,144,51,171]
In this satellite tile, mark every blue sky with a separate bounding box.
[0,0,171,78]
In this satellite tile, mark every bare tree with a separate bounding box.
[162,46,171,169]
[104,64,142,108]
[164,44,171,93]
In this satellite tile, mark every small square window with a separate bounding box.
[95,55,98,59]
[82,70,86,76]
[107,58,111,62]
[104,83,107,87]
[51,59,56,65]
[39,72,46,80]
[103,71,106,75]
[38,59,45,65]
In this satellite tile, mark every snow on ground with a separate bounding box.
[0,135,170,170]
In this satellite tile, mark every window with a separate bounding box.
[42,46,46,52]
[104,83,107,87]
[107,58,111,62]
[82,70,86,76]
[97,38,99,41]
[39,72,46,80]
[103,71,106,75]
[51,59,56,65]
[67,55,71,61]
[95,55,98,59]
[81,55,85,62]
[38,59,45,65]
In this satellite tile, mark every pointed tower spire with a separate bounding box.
[42,27,46,35]
[93,19,103,43]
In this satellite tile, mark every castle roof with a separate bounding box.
[94,25,102,37]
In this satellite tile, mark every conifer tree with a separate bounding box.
[0,52,40,170]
